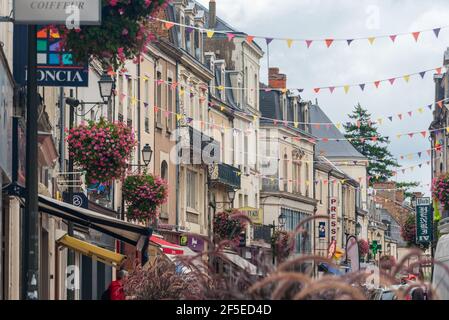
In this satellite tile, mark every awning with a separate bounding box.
[150,235,184,255]
[221,251,258,275]
[56,231,126,266]
[37,195,152,246]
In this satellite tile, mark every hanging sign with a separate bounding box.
[415,197,433,244]
[13,0,102,25]
[35,26,89,87]
[329,197,338,243]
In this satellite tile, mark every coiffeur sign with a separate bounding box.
[14,0,102,25]
[329,198,338,243]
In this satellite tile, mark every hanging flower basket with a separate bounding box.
[271,230,292,262]
[432,174,449,211]
[57,0,170,69]
[379,255,396,270]
[66,118,136,184]
[123,173,168,222]
[213,209,247,244]
[358,239,369,256]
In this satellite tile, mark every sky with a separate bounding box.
[197,0,449,196]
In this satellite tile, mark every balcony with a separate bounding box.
[179,125,220,164]
[262,176,279,192]
[208,162,241,190]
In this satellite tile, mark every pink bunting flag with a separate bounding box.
[388,78,396,85]
[408,111,413,117]
[421,131,427,138]
[306,40,313,48]
[374,81,381,88]
[322,138,329,143]
[329,87,335,93]
[408,133,414,138]
[389,35,397,42]
[436,67,443,75]
[154,106,159,113]
[227,33,236,42]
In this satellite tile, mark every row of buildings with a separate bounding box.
[0,0,410,299]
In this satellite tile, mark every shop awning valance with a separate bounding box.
[37,195,152,246]
[56,232,126,266]
[150,235,184,255]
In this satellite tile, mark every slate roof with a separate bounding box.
[309,104,367,160]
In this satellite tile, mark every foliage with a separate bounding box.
[66,118,135,184]
[123,256,198,300]
[396,181,421,200]
[57,0,169,69]
[401,214,416,246]
[123,173,168,222]
[344,104,399,185]
[379,255,396,270]
[213,209,247,244]
[358,239,369,256]
[432,173,449,210]
[271,230,292,262]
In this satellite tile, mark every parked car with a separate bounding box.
[371,288,397,300]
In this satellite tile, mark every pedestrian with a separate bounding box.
[102,269,128,300]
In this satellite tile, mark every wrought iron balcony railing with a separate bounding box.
[208,162,241,190]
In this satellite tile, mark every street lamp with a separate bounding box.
[141,144,153,166]
[227,189,236,206]
[98,73,115,102]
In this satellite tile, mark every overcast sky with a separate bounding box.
[197,0,449,196]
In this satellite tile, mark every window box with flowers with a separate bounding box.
[123,173,168,223]
[66,118,136,185]
[432,173,449,219]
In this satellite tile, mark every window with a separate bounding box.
[282,208,312,254]
[161,161,168,217]
[305,163,310,197]
[144,79,150,133]
[244,135,249,170]
[118,74,124,119]
[186,170,198,210]
[283,154,288,191]
[221,131,225,163]
[127,78,134,127]
[254,74,258,107]
[156,71,162,125]
[185,17,191,53]
[194,25,201,60]
[167,77,174,131]
[319,181,323,204]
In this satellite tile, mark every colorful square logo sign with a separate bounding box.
[36,26,89,87]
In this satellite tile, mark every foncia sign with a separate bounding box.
[13,0,101,25]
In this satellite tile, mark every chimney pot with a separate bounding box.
[268,67,287,89]
[209,0,216,29]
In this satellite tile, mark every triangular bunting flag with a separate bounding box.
[325,39,334,48]
[434,28,441,38]
[314,88,321,94]
[404,75,410,82]
[389,35,397,42]
[374,81,381,88]
[418,107,424,113]
[419,164,422,168]
[419,71,426,79]
[408,133,414,138]
[164,22,175,30]
[154,106,159,113]
[336,123,341,129]
[206,30,215,38]
[266,38,273,45]
[389,78,396,85]
[227,33,236,42]
[412,31,420,42]
[247,35,255,43]
[408,111,413,117]
[186,27,194,34]
[359,84,366,91]
[368,37,376,45]
[305,40,313,48]
[322,138,329,143]
[143,102,149,108]
[377,118,383,125]
[436,67,443,75]
[294,122,299,128]
[344,85,350,94]
[427,104,433,110]
[329,87,335,93]
[418,152,422,158]
[437,100,444,108]
[347,39,354,46]
[396,134,401,139]
[287,39,294,48]
[398,114,403,120]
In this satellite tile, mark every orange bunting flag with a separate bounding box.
[437,100,444,108]
[314,88,321,93]
[165,22,175,30]
[374,81,381,88]
[247,35,255,43]
[412,31,421,42]
[325,39,334,48]
[421,131,427,138]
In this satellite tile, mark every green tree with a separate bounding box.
[396,181,421,200]
[344,104,399,184]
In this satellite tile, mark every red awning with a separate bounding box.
[150,235,184,255]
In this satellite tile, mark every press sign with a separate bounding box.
[329,198,338,243]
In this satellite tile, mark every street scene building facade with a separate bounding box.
[0,0,439,300]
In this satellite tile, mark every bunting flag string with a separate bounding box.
[150,17,448,48]
[115,73,449,128]
[113,64,445,95]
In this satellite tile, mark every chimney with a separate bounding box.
[268,67,287,89]
[209,0,216,29]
